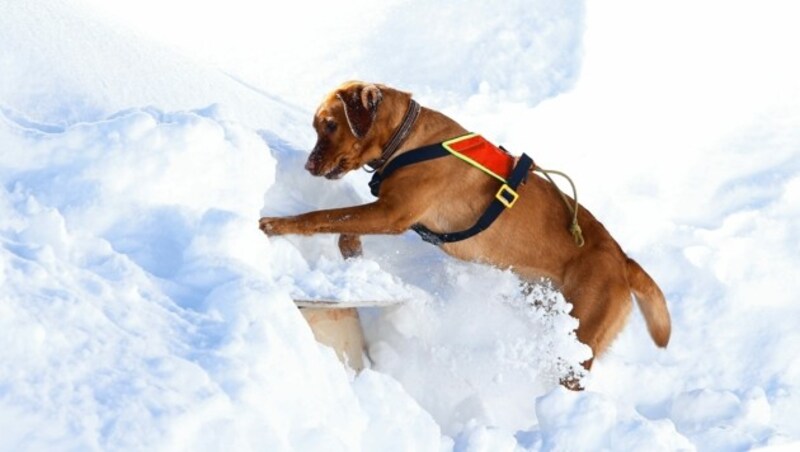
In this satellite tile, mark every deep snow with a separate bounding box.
[2,0,800,450]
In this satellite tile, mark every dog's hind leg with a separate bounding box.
[558,264,633,391]
[562,253,635,370]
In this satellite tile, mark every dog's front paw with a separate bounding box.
[259,217,285,236]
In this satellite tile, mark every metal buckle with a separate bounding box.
[495,184,519,208]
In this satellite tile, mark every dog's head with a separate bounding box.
[306,81,410,179]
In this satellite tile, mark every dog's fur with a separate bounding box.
[260,81,671,372]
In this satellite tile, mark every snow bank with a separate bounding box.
[0,107,445,450]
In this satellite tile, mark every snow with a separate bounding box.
[2,0,800,450]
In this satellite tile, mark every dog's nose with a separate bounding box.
[305,152,322,174]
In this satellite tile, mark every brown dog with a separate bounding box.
[259,81,671,375]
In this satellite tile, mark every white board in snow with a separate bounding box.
[293,299,407,308]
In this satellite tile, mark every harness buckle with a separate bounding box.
[495,184,519,208]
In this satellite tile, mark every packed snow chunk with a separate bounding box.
[277,254,414,304]
[535,387,692,451]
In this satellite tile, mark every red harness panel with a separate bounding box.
[443,134,514,181]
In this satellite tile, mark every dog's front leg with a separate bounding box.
[259,200,422,237]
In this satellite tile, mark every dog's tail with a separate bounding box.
[626,258,671,348]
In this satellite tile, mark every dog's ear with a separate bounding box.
[337,84,383,139]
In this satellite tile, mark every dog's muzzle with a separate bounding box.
[305,151,323,175]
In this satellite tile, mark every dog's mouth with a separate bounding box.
[323,160,347,180]
[306,153,348,179]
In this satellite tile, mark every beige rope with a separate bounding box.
[534,168,585,247]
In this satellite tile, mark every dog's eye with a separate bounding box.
[325,120,337,134]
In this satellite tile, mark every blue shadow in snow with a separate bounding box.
[104,207,193,280]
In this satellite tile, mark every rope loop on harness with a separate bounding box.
[534,168,585,247]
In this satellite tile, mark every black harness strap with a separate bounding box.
[368,143,449,197]
[368,140,534,245]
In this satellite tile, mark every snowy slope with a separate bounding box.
[2,0,800,450]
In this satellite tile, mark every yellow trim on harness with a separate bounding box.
[441,133,508,184]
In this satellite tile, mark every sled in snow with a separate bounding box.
[294,298,406,371]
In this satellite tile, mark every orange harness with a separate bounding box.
[441,133,515,182]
